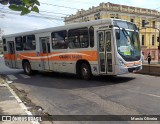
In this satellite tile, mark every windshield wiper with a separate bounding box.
[122,28,135,54]
[122,28,132,41]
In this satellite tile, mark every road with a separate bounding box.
[0,56,160,124]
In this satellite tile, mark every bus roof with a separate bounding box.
[3,18,129,38]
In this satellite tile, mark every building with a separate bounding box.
[64,2,160,63]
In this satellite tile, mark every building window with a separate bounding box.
[94,13,100,20]
[142,20,145,27]
[23,35,36,50]
[89,26,94,48]
[142,35,144,45]
[151,51,155,60]
[83,17,90,22]
[130,19,134,23]
[142,52,144,55]
[68,27,89,49]
[15,37,23,51]
[51,30,68,49]
[152,35,155,46]
[152,21,155,28]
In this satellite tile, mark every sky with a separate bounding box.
[1,0,160,35]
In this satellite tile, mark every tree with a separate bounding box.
[0,0,40,15]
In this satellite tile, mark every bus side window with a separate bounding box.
[68,27,89,49]
[89,26,94,48]
[42,41,47,53]
[3,39,7,51]
[23,35,36,50]
[15,37,23,51]
[51,30,68,49]
[8,42,15,54]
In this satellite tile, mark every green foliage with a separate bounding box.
[0,0,8,5]
[0,0,40,15]
[31,6,39,13]
[9,4,22,11]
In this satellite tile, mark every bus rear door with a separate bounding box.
[39,37,51,70]
[7,41,16,68]
[98,30,113,74]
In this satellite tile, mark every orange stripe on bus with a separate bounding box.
[4,51,98,61]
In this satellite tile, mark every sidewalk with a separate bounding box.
[138,64,160,76]
[0,76,32,124]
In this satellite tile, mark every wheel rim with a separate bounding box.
[81,65,89,79]
[25,63,30,74]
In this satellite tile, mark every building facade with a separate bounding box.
[64,2,160,63]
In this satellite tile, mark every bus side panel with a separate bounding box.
[50,50,99,74]
[4,53,13,68]
[16,52,43,71]
[52,61,75,73]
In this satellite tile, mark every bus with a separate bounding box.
[2,19,142,80]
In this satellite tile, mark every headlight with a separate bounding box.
[119,58,125,66]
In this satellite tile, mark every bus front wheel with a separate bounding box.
[23,61,33,75]
[80,63,92,80]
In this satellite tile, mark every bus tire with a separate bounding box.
[23,61,33,75]
[80,63,92,80]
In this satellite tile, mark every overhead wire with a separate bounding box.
[0,10,64,27]
[0,10,64,21]
[0,5,70,16]
[0,1,96,25]
[0,5,67,21]
[40,2,79,10]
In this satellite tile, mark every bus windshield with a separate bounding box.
[116,29,141,61]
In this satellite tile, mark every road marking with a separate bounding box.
[142,93,160,98]
[7,75,18,80]
[19,74,31,78]
[128,90,160,98]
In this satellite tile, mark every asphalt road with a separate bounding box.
[1,56,160,124]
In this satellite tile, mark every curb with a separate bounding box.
[4,79,40,124]
[136,72,160,76]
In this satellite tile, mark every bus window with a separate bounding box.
[51,30,68,49]
[15,37,23,51]
[106,32,111,52]
[8,41,15,54]
[3,39,7,51]
[23,35,36,50]
[68,27,89,49]
[89,26,94,48]
[42,41,47,53]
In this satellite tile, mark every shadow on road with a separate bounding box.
[14,71,136,90]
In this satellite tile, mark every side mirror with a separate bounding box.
[116,31,120,40]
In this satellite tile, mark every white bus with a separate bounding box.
[2,19,142,80]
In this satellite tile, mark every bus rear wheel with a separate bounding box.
[23,61,33,75]
[80,63,91,80]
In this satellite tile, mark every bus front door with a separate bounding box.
[98,30,113,74]
[8,41,16,68]
[40,37,51,70]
